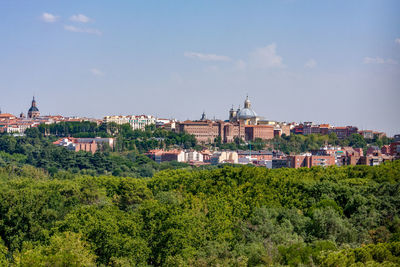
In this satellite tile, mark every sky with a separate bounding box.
[0,0,399,135]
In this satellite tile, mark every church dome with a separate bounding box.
[28,106,39,112]
[237,108,257,119]
[237,95,257,120]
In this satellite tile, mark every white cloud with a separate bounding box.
[70,14,91,23]
[184,52,231,62]
[90,68,104,76]
[41,12,59,23]
[395,38,400,45]
[304,59,317,68]
[64,25,102,36]
[249,43,285,68]
[363,57,397,64]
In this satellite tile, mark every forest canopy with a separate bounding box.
[0,161,398,266]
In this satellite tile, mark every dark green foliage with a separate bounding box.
[0,133,195,177]
[0,160,398,265]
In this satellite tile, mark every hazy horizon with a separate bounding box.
[1,0,399,135]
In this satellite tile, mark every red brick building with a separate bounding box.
[287,155,335,168]
[245,125,274,141]
[53,137,115,154]
[390,142,400,156]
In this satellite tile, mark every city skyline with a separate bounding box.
[1,0,399,135]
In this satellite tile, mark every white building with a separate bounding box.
[104,115,156,130]
[211,151,238,165]
[185,150,204,162]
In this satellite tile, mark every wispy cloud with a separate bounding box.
[304,59,317,68]
[395,38,400,45]
[64,25,102,36]
[70,14,91,23]
[184,52,231,62]
[363,57,397,65]
[90,68,104,76]
[41,12,59,23]
[249,43,285,68]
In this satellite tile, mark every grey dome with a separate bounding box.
[29,106,39,112]
[237,108,257,119]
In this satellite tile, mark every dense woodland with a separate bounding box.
[0,161,398,266]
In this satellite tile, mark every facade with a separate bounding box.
[103,115,156,130]
[53,137,115,154]
[237,150,273,161]
[381,145,391,155]
[146,149,203,163]
[210,151,238,165]
[390,142,400,156]
[176,120,246,144]
[176,120,221,144]
[287,154,336,168]
[272,159,288,169]
[359,130,374,139]
[244,125,274,141]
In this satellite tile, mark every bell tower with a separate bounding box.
[28,96,40,119]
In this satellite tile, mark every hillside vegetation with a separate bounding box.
[0,161,399,266]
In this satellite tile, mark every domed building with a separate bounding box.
[229,95,259,125]
[28,96,40,119]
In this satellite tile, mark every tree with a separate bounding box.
[14,232,97,267]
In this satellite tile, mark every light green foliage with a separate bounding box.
[14,232,96,266]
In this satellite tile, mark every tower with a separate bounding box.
[200,111,207,121]
[28,96,40,119]
[229,105,238,122]
[244,95,251,109]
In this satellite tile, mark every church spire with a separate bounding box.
[244,95,251,109]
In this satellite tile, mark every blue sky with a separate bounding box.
[1,0,399,135]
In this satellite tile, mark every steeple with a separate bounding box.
[244,95,251,109]
[28,96,40,119]
[200,111,206,121]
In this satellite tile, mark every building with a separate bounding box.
[237,150,273,161]
[28,96,40,119]
[244,125,274,141]
[176,120,221,144]
[287,154,336,168]
[366,146,381,156]
[359,130,374,139]
[0,113,17,121]
[381,145,391,155]
[272,159,288,169]
[103,115,156,130]
[229,95,260,125]
[146,149,204,164]
[210,151,238,165]
[53,137,115,154]
[390,142,400,157]
[177,96,278,144]
[330,126,358,139]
